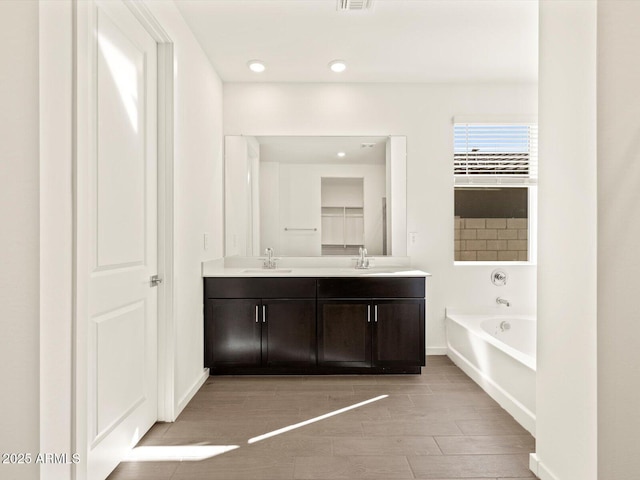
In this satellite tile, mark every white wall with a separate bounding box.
[597,1,640,477]
[224,83,538,350]
[0,2,40,479]
[224,136,250,257]
[39,1,73,478]
[387,136,407,257]
[260,162,281,253]
[144,1,224,414]
[278,164,322,255]
[249,145,260,256]
[225,136,261,257]
[321,178,363,207]
[261,162,385,256]
[535,2,598,479]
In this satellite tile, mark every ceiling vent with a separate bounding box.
[337,0,374,12]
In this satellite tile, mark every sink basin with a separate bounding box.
[339,267,398,274]
[339,267,384,272]
[241,269,293,274]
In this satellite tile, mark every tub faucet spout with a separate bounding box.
[496,297,510,307]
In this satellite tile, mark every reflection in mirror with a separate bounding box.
[321,177,367,256]
[224,136,406,257]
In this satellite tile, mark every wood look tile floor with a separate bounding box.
[107,356,538,480]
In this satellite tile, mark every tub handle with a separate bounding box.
[491,269,508,286]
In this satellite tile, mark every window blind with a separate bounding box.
[454,123,538,185]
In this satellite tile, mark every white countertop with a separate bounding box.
[202,257,430,278]
[203,267,430,278]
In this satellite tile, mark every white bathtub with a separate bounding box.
[445,310,536,435]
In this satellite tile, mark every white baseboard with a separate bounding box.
[530,453,560,480]
[529,453,539,477]
[447,345,536,436]
[175,368,209,419]
[426,347,448,355]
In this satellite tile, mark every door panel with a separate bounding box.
[95,11,146,268]
[318,300,371,367]
[94,301,146,436]
[373,300,425,367]
[88,2,158,479]
[205,299,262,367]
[262,299,316,366]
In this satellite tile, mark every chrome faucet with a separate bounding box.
[496,297,511,307]
[355,247,370,269]
[263,247,278,269]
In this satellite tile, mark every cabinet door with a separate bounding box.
[318,300,372,367]
[372,299,425,367]
[205,299,261,367]
[262,299,316,366]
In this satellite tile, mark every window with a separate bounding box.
[454,122,538,263]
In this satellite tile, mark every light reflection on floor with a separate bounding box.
[248,394,389,444]
[125,444,239,462]
[125,394,388,462]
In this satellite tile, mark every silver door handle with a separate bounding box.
[255,305,259,323]
[262,305,266,323]
[150,275,163,287]
[374,305,378,323]
[367,305,370,323]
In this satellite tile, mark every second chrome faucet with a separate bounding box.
[263,247,279,269]
[355,247,370,269]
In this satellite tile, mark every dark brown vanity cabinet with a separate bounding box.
[317,300,372,368]
[204,278,316,372]
[372,299,425,367]
[205,298,262,367]
[204,276,426,374]
[317,278,425,372]
[261,299,316,366]
[317,299,425,368]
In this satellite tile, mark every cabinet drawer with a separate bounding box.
[317,277,424,299]
[205,277,316,299]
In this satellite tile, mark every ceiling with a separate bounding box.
[256,136,387,164]
[175,0,538,84]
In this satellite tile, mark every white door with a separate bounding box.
[87,2,158,478]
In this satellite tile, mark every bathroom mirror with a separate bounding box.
[224,135,406,257]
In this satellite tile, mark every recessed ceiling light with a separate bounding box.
[337,151,346,157]
[247,60,266,73]
[329,60,347,73]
